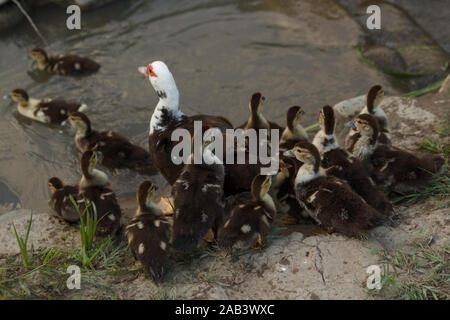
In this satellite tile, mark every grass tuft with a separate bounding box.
[12,213,33,268]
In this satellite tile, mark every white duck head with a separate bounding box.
[138,61,183,133]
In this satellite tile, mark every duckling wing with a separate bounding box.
[52,54,100,75]
[217,202,269,249]
[126,214,170,281]
[171,166,225,252]
[49,185,80,222]
[36,99,81,124]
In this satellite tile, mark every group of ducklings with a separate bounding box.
[11,53,445,282]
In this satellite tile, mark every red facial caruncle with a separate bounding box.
[147,64,158,77]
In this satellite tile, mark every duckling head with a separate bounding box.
[29,48,48,65]
[11,88,29,105]
[251,174,272,200]
[249,92,265,114]
[48,177,64,194]
[366,85,385,113]
[286,141,320,167]
[69,111,91,135]
[137,180,159,211]
[80,150,99,176]
[286,106,305,131]
[319,105,335,135]
[138,61,179,102]
[353,114,380,142]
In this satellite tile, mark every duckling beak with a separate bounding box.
[96,151,103,162]
[383,90,388,96]
[344,120,356,130]
[283,150,295,158]
[262,96,266,101]
[154,185,159,191]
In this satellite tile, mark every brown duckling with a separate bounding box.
[171,132,226,252]
[280,106,308,151]
[78,150,121,236]
[218,174,276,249]
[312,105,393,217]
[237,92,283,136]
[69,112,152,173]
[139,61,233,185]
[11,88,87,125]
[345,85,390,148]
[126,180,171,282]
[347,114,445,194]
[29,48,100,75]
[286,142,387,238]
[48,177,80,223]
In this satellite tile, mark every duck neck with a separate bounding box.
[313,129,338,154]
[149,85,183,134]
[295,161,323,185]
[80,168,109,190]
[259,192,276,215]
[351,135,376,160]
[137,197,162,216]
[282,123,308,142]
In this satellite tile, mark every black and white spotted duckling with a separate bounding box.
[29,48,100,75]
[218,174,276,249]
[285,142,387,238]
[280,106,308,151]
[11,88,87,125]
[347,114,445,194]
[345,85,390,148]
[126,180,171,282]
[48,177,80,223]
[69,112,152,173]
[312,105,393,217]
[237,92,283,136]
[171,130,226,252]
[78,150,121,236]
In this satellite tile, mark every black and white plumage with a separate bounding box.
[286,142,387,238]
[139,61,233,185]
[69,112,152,173]
[11,88,87,125]
[218,174,276,249]
[30,48,100,75]
[126,180,171,282]
[47,177,80,223]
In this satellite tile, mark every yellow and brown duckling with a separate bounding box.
[141,61,233,185]
[126,180,171,282]
[347,114,445,194]
[345,85,390,148]
[171,131,226,252]
[11,88,87,125]
[280,106,308,151]
[78,150,121,236]
[312,105,393,217]
[218,174,276,249]
[29,48,100,75]
[285,142,387,238]
[237,92,283,135]
[69,112,152,173]
[48,177,80,223]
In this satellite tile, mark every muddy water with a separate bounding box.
[0,0,446,214]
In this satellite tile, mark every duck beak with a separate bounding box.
[345,120,356,130]
[383,90,388,96]
[301,109,306,115]
[283,150,295,158]
[138,66,148,77]
[154,185,159,191]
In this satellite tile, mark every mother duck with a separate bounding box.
[138,61,233,185]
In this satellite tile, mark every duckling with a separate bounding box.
[312,105,393,217]
[78,150,121,236]
[171,131,226,252]
[139,61,233,185]
[29,48,100,75]
[237,92,283,136]
[345,85,390,148]
[280,106,308,151]
[347,114,445,194]
[218,174,276,249]
[126,180,171,282]
[48,177,80,223]
[69,112,152,173]
[11,88,87,125]
[286,142,387,238]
